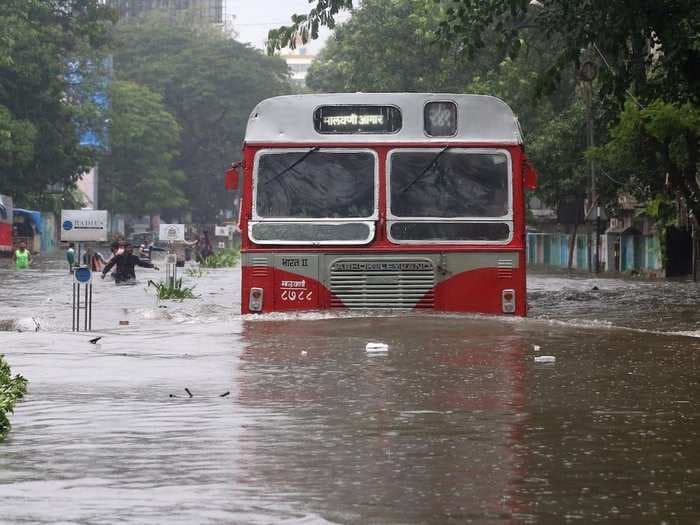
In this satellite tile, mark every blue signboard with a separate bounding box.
[74,266,92,285]
[65,55,112,152]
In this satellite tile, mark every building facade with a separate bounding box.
[106,0,224,23]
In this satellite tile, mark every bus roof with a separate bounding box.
[244,93,522,145]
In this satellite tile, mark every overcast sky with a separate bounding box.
[227,0,339,53]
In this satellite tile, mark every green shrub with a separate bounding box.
[202,248,239,268]
[147,278,198,301]
[0,355,28,442]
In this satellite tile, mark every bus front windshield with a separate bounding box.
[255,150,375,219]
[390,150,509,218]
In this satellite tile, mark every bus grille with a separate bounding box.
[329,260,436,308]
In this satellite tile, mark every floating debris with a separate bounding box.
[300,350,308,357]
[89,337,102,344]
[366,342,389,354]
[533,344,541,352]
[219,391,230,397]
[185,387,193,398]
[14,317,40,332]
[534,355,556,364]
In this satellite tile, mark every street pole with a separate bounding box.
[692,220,697,282]
[585,81,593,272]
[580,57,599,273]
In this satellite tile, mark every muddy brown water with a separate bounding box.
[0,256,699,523]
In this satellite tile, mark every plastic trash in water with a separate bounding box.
[300,350,308,357]
[534,355,556,363]
[366,342,389,354]
[533,344,541,352]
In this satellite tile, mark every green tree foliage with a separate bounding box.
[0,0,115,205]
[99,80,187,216]
[0,106,36,172]
[0,354,28,442]
[270,0,699,106]
[112,14,291,222]
[267,0,353,55]
[592,100,700,220]
[306,0,474,93]
[527,102,589,205]
[434,1,700,106]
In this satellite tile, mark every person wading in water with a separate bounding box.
[66,242,76,273]
[101,243,159,283]
[13,241,32,270]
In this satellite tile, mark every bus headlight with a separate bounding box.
[249,287,264,312]
[502,289,516,313]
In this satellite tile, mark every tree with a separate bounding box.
[99,81,187,216]
[0,0,115,205]
[267,0,353,55]
[306,0,475,93]
[112,14,291,222]
[436,1,700,105]
[592,100,700,222]
[0,106,36,175]
[269,1,699,105]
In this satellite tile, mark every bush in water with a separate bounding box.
[147,278,197,301]
[202,249,239,268]
[0,355,28,442]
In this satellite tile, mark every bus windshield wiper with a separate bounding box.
[262,146,320,186]
[400,145,450,194]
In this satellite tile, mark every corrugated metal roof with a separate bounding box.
[244,93,522,145]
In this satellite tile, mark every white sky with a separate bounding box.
[227,0,341,53]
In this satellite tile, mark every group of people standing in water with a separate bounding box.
[63,240,159,284]
[11,239,159,286]
[12,229,214,282]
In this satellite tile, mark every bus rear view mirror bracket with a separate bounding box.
[225,161,242,191]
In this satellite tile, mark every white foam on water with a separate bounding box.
[366,342,389,353]
[666,330,700,339]
[240,310,405,322]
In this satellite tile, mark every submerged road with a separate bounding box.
[0,256,699,524]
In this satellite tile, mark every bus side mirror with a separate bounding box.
[523,159,538,190]
[225,162,241,191]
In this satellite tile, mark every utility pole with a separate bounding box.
[579,58,598,272]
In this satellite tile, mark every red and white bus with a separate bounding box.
[226,94,536,315]
[0,194,13,256]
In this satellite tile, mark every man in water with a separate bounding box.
[66,242,76,273]
[101,243,159,283]
[13,241,32,269]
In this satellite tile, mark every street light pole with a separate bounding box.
[580,58,598,273]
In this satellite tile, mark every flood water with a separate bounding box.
[1,256,699,524]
